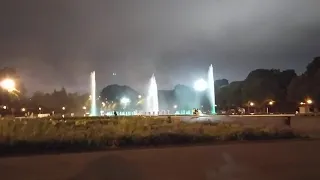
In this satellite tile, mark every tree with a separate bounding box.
[216,81,243,109]
[288,57,320,104]
[241,69,280,105]
[305,57,320,77]
[215,79,229,88]
[100,84,139,110]
[158,90,174,110]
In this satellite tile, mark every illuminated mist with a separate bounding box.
[208,64,216,114]
[90,71,97,116]
[146,74,159,114]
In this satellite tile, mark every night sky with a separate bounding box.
[1,0,319,94]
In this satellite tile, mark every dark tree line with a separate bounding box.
[216,57,319,113]
[0,57,319,115]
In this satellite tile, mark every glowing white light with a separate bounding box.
[62,107,66,110]
[306,99,313,104]
[120,97,130,105]
[138,95,142,99]
[193,79,208,92]
[173,105,178,109]
[0,78,15,92]
[21,108,26,112]
[3,106,7,109]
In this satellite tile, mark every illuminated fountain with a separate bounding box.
[208,64,216,114]
[146,74,159,114]
[90,71,97,116]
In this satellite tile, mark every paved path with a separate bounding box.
[1,140,320,180]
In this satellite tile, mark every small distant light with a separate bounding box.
[113,73,116,76]
[138,95,142,99]
[173,105,178,109]
[3,106,7,109]
[21,108,26,112]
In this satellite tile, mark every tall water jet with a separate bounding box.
[90,71,97,116]
[146,74,159,114]
[208,64,216,114]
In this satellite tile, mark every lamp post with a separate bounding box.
[267,101,275,114]
[82,106,87,116]
[248,102,254,114]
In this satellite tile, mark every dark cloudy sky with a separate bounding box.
[1,0,319,94]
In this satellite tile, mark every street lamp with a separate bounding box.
[21,107,26,112]
[173,105,178,109]
[82,106,86,110]
[138,95,142,99]
[0,78,15,92]
[62,106,66,110]
[306,99,313,105]
[267,101,274,114]
[247,102,254,114]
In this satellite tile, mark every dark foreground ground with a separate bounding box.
[0,140,320,180]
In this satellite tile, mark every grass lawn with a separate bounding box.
[0,116,303,156]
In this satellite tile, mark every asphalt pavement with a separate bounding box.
[0,140,320,180]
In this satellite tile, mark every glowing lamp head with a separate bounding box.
[0,78,15,92]
[306,99,313,104]
[268,101,274,105]
[194,79,208,92]
[249,102,255,106]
